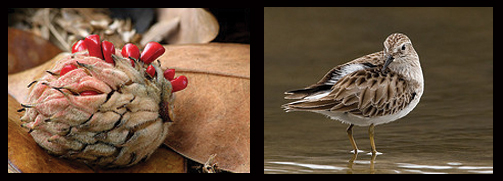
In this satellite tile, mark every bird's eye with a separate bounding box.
[401,45,406,51]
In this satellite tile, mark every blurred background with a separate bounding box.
[8,8,249,74]
[264,7,492,174]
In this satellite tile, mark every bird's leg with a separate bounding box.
[346,124,359,153]
[369,124,377,154]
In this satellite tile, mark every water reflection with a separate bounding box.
[265,157,493,174]
[347,153,377,174]
[270,161,346,171]
[396,163,493,174]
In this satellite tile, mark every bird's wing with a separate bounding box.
[284,68,417,118]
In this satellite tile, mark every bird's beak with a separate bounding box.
[382,55,394,74]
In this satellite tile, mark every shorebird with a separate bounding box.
[282,33,424,154]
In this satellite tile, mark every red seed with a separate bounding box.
[171,75,188,93]
[163,69,175,81]
[71,40,87,53]
[80,90,99,96]
[102,40,115,65]
[146,64,156,77]
[122,43,140,67]
[60,64,77,76]
[140,42,165,64]
[84,35,103,59]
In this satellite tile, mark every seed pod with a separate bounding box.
[20,47,177,168]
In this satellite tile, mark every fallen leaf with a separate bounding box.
[8,42,249,173]
[8,28,62,74]
[156,8,219,44]
[160,43,250,173]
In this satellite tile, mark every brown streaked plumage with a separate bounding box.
[282,33,424,154]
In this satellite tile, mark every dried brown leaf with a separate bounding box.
[8,43,249,173]
[8,28,62,75]
[140,17,180,45]
[160,43,250,173]
[156,8,219,44]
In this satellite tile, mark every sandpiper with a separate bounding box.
[282,33,424,154]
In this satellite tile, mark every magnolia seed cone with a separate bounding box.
[19,51,175,168]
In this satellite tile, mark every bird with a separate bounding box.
[282,33,424,154]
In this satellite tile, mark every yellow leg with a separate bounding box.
[369,124,377,154]
[346,124,359,153]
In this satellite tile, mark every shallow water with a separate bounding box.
[264,7,493,174]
